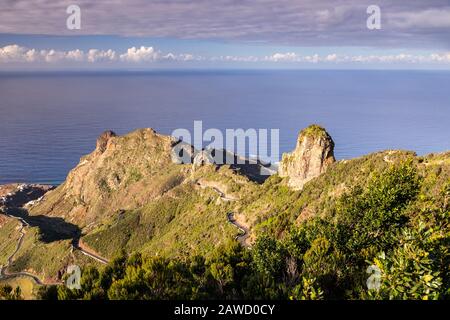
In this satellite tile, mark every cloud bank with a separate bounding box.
[0,0,449,49]
[1,44,450,68]
[0,44,201,64]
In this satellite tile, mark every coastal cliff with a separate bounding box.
[0,125,449,297]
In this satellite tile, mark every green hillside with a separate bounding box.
[1,127,448,300]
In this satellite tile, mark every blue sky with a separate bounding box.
[0,0,449,70]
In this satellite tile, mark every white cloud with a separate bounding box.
[0,44,28,62]
[66,49,85,61]
[119,46,201,63]
[176,53,201,61]
[347,53,450,64]
[1,45,450,67]
[0,45,195,65]
[119,46,160,62]
[325,54,338,62]
[430,53,450,62]
[212,55,259,62]
[266,52,300,62]
[42,49,67,63]
[87,49,116,62]
[0,45,85,63]
[0,45,72,63]
[304,54,320,63]
[266,52,450,64]
[24,49,38,62]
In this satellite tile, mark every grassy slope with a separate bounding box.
[8,226,70,279]
[82,176,238,259]
[0,276,36,299]
[83,149,449,261]
[0,218,21,266]
[241,151,450,239]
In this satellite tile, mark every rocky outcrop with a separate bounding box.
[28,128,184,228]
[96,130,117,153]
[278,125,335,190]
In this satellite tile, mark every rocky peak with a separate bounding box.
[29,128,182,227]
[96,130,117,153]
[278,125,335,190]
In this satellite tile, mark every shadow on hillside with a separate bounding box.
[230,162,273,183]
[207,148,275,183]
[3,208,81,243]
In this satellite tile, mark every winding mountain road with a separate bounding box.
[226,212,251,247]
[0,184,109,287]
[1,180,246,286]
[0,212,108,287]
[196,180,251,247]
[0,214,44,285]
[71,239,109,265]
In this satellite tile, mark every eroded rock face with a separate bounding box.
[96,130,117,153]
[29,128,181,228]
[278,125,335,190]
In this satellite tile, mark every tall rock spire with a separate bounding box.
[278,125,335,190]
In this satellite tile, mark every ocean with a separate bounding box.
[0,70,449,185]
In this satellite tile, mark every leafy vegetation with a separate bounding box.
[299,124,329,140]
[0,218,21,265]
[82,182,237,258]
[0,284,22,300]
[0,277,35,300]
[37,160,450,300]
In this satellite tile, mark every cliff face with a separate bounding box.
[29,125,336,229]
[0,128,253,277]
[95,130,117,154]
[278,125,335,190]
[29,128,185,228]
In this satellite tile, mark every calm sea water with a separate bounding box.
[0,70,449,185]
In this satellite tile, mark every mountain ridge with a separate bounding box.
[0,125,449,292]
